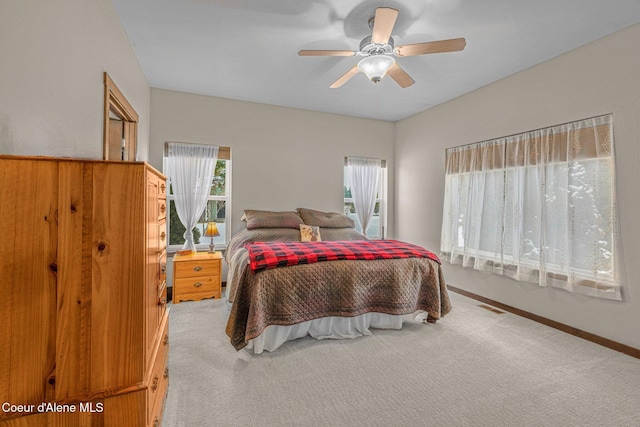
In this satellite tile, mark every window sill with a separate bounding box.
[167,245,227,256]
[442,250,617,290]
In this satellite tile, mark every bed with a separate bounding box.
[224,208,452,353]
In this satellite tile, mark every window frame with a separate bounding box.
[442,157,617,287]
[440,115,620,299]
[343,159,387,239]
[164,150,232,253]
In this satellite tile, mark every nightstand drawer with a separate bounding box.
[174,276,219,293]
[174,259,219,278]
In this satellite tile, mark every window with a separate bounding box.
[164,146,231,251]
[440,115,621,300]
[344,158,387,238]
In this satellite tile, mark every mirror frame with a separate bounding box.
[103,72,138,161]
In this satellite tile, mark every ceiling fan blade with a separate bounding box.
[371,7,398,45]
[395,38,466,57]
[298,50,355,57]
[386,63,415,88]
[330,66,359,89]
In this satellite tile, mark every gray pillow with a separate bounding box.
[297,208,355,228]
[241,210,304,230]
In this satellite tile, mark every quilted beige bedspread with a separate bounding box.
[225,228,452,350]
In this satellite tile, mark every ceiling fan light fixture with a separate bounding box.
[357,55,395,83]
[301,7,464,89]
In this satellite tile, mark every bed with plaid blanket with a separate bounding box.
[225,228,451,352]
[245,240,440,272]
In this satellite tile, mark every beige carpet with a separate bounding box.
[163,292,640,427]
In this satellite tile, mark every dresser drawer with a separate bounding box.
[158,280,168,322]
[158,220,167,253]
[174,259,219,278]
[147,315,169,425]
[159,253,167,290]
[158,180,167,199]
[158,198,167,221]
[147,352,168,427]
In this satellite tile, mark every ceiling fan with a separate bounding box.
[298,7,466,89]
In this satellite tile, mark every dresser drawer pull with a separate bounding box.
[161,264,167,274]
[193,266,202,272]
[151,376,159,392]
[163,334,169,346]
[164,368,169,379]
[159,203,166,214]
[193,282,203,288]
[159,296,167,305]
[160,183,166,194]
[160,231,166,241]
[153,417,159,427]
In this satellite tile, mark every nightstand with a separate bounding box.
[172,252,222,303]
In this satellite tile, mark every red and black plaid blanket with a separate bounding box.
[245,240,440,272]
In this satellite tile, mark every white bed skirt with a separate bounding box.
[249,312,423,354]
[226,299,427,353]
[224,287,429,354]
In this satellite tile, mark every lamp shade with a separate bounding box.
[357,55,395,83]
[203,222,220,237]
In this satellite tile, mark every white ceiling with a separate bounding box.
[111,0,640,122]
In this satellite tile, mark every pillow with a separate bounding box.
[241,210,304,230]
[300,224,321,242]
[297,208,355,228]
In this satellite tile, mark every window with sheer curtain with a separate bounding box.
[164,143,232,251]
[344,156,386,238]
[440,114,621,300]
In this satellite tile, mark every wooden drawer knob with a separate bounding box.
[159,203,166,214]
[154,417,160,427]
[160,183,166,194]
[160,231,166,241]
[159,296,167,305]
[151,376,159,392]
[163,334,169,346]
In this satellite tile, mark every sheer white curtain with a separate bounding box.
[441,115,621,300]
[166,142,219,251]
[346,156,381,237]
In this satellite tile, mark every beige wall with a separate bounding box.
[4,0,637,350]
[395,23,640,349]
[0,0,150,160]
[149,89,395,236]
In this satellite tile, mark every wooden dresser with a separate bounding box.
[0,156,169,426]
[173,252,222,303]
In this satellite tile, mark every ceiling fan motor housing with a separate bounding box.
[359,35,395,56]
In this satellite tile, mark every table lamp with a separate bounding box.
[203,222,220,253]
